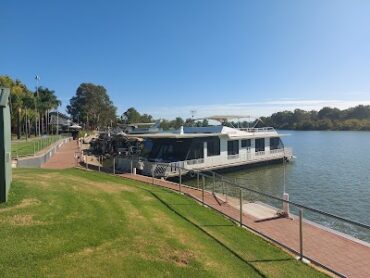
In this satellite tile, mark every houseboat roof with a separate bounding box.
[126,126,288,139]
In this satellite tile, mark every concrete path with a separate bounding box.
[121,173,370,278]
[41,140,80,169]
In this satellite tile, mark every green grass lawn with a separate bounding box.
[11,135,62,158]
[0,169,327,277]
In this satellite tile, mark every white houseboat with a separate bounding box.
[125,117,293,178]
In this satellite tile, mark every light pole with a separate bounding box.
[35,75,40,137]
[56,110,59,135]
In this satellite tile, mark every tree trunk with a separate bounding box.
[45,110,48,134]
[17,108,21,140]
[25,108,28,141]
[34,116,37,137]
[41,112,44,135]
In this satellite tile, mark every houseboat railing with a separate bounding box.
[137,147,293,178]
[238,127,275,132]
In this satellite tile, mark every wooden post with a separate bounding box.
[197,171,200,190]
[98,156,101,172]
[113,157,116,174]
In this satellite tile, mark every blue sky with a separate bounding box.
[2,0,370,119]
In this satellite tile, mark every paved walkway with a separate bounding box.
[121,173,370,278]
[41,140,80,169]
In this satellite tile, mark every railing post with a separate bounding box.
[239,188,243,227]
[98,156,101,172]
[221,176,224,195]
[202,175,205,205]
[113,157,116,174]
[33,142,36,156]
[196,171,200,190]
[85,155,88,170]
[225,181,228,203]
[179,168,182,192]
[299,209,303,260]
[130,159,133,174]
[212,172,215,193]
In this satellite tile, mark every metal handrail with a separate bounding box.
[151,162,370,231]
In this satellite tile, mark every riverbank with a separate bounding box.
[0,169,325,277]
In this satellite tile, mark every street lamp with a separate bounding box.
[35,75,40,137]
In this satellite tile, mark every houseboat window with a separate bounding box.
[255,138,265,152]
[207,137,220,156]
[187,139,204,160]
[141,139,153,157]
[270,137,283,150]
[241,139,251,148]
[148,138,191,162]
[227,140,239,155]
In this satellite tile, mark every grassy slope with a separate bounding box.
[11,136,61,157]
[0,169,327,277]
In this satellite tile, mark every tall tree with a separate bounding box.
[121,107,153,123]
[37,87,61,134]
[67,83,117,129]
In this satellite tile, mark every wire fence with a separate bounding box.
[11,134,69,158]
[80,157,370,277]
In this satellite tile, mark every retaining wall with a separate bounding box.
[15,137,72,168]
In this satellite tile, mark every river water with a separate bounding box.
[216,131,370,242]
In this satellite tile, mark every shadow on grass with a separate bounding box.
[145,188,270,278]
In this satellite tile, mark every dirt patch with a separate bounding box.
[167,250,193,266]
[59,176,137,194]
[132,236,194,267]
[0,198,41,213]
[86,182,132,193]
[3,214,43,226]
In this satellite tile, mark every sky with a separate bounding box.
[2,0,370,119]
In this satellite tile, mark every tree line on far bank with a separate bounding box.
[5,74,369,134]
[260,106,370,131]
[67,82,370,131]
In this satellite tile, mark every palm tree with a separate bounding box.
[37,87,61,134]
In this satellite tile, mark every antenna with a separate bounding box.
[190,110,196,118]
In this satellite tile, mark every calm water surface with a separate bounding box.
[220,131,370,241]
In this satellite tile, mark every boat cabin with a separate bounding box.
[129,125,292,177]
